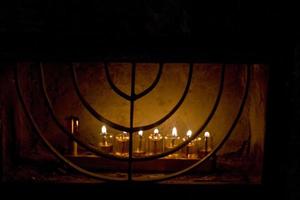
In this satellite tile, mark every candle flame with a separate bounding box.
[187,130,192,137]
[172,127,177,137]
[75,120,79,127]
[154,128,159,134]
[101,125,107,134]
[204,131,210,138]
[138,130,143,136]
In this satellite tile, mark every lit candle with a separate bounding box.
[115,131,129,157]
[133,130,145,157]
[164,127,180,158]
[99,125,113,153]
[186,130,193,157]
[153,128,159,154]
[182,130,197,159]
[138,130,143,152]
[204,131,210,154]
[148,128,163,155]
[171,127,177,147]
[101,126,108,137]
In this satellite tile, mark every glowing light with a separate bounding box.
[101,125,107,134]
[204,131,210,138]
[187,130,192,137]
[154,128,159,134]
[172,127,177,137]
[138,130,143,136]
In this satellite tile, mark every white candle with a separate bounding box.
[99,125,113,153]
[204,131,210,153]
[171,127,177,147]
[153,128,159,153]
[185,130,194,157]
[101,125,107,145]
[138,130,143,151]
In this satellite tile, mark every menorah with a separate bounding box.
[15,63,251,182]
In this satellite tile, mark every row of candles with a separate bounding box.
[65,117,212,158]
[97,125,212,159]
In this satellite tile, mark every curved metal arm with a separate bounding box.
[133,64,251,182]
[72,63,193,133]
[15,65,128,182]
[70,63,222,162]
[134,63,163,100]
[43,63,225,163]
[71,63,203,162]
[40,64,132,161]
[104,63,131,101]
[15,63,250,183]
[131,64,193,132]
[131,64,225,161]
[72,64,131,132]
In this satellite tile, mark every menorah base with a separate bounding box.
[66,155,216,173]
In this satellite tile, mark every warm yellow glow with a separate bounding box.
[154,128,159,134]
[101,125,107,134]
[204,131,210,138]
[138,130,143,136]
[172,127,177,137]
[123,131,127,134]
[75,120,79,127]
[187,130,192,137]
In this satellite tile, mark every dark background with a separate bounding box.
[0,1,298,200]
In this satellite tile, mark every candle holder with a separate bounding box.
[164,127,181,158]
[115,132,130,157]
[133,130,146,157]
[148,128,163,155]
[99,125,113,154]
[181,130,198,159]
[65,116,79,156]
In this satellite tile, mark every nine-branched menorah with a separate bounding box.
[15,63,251,182]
